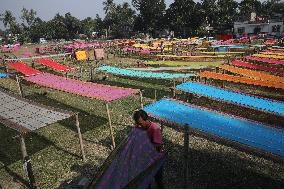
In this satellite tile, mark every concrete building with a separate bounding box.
[234,13,284,37]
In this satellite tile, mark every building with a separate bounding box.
[234,13,284,37]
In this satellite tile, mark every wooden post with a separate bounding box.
[80,66,83,79]
[90,66,93,81]
[75,114,86,161]
[154,89,157,101]
[139,90,144,109]
[16,75,24,98]
[106,103,116,149]
[173,80,176,98]
[20,135,37,189]
[183,125,190,189]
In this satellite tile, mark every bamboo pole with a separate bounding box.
[154,89,157,101]
[106,103,116,149]
[20,135,37,189]
[16,75,24,98]
[183,125,190,189]
[139,90,144,109]
[75,114,86,161]
[173,80,176,98]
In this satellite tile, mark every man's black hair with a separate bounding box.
[133,109,149,122]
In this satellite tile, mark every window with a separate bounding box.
[237,27,245,34]
[272,25,281,32]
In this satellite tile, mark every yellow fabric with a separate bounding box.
[75,51,87,61]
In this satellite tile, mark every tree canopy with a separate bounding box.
[0,0,283,42]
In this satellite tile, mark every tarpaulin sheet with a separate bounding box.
[8,62,42,76]
[0,89,72,133]
[25,73,139,101]
[219,65,284,84]
[97,66,194,79]
[176,82,284,115]
[144,99,284,156]
[89,128,165,189]
[35,58,75,72]
[231,60,284,75]
[197,71,284,89]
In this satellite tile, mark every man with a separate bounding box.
[133,110,165,189]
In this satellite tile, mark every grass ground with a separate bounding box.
[0,46,283,189]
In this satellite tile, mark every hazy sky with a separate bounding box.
[0,0,174,29]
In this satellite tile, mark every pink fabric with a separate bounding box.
[25,73,139,101]
[147,122,162,145]
[245,56,284,65]
[232,60,284,75]
[94,49,105,60]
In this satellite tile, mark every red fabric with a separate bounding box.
[147,122,162,145]
[232,60,284,75]
[245,56,284,65]
[35,58,74,72]
[8,62,41,76]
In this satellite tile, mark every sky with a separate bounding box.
[0,0,174,29]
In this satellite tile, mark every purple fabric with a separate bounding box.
[95,128,164,189]
[25,73,139,101]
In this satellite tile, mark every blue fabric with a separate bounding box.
[144,99,284,156]
[176,82,284,116]
[97,66,194,79]
[0,73,9,78]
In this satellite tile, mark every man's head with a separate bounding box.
[133,109,150,129]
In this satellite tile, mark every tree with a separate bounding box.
[215,0,238,33]
[103,1,136,38]
[63,12,82,40]
[29,18,47,42]
[21,8,37,28]
[166,0,203,37]
[132,0,166,34]
[262,0,284,18]
[0,10,16,28]
[238,0,262,21]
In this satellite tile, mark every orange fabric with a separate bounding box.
[197,71,284,90]
[219,65,284,84]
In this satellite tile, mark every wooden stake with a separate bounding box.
[173,80,176,98]
[183,125,190,189]
[16,75,24,98]
[20,135,37,189]
[106,103,116,149]
[75,114,86,161]
[154,89,157,101]
[139,91,144,109]
[90,66,93,81]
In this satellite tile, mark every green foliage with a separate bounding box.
[132,0,166,34]
[1,0,284,41]
[104,1,136,38]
